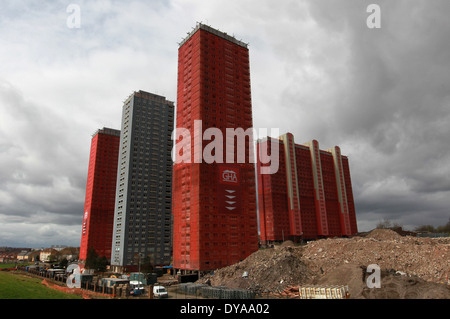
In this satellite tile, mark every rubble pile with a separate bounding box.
[302,230,449,284]
[196,229,450,299]
[198,245,314,294]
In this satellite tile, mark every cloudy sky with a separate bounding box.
[0,0,449,248]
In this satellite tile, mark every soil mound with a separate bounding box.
[197,246,314,294]
[361,270,450,299]
[196,232,449,298]
[366,228,401,240]
[279,240,295,248]
[302,234,449,284]
[311,264,450,299]
[313,263,366,298]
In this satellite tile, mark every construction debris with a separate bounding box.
[196,229,450,299]
[198,244,314,295]
[302,231,449,284]
[298,285,349,299]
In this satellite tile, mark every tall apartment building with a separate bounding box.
[110,90,174,272]
[256,133,358,244]
[79,127,120,263]
[172,24,259,272]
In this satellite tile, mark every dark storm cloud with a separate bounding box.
[0,81,85,237]
[240,0,450,230]
[301,0,450,229]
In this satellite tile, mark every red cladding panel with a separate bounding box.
[320,154,342,237]
[173,26,258,271]
[257,137,358,241]
[295,146,318,239]
[257,139,288,243]
[79,131,119,261]
[342,157,358,234]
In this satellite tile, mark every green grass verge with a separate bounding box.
[0,271,82,299]
[0,263,26,269]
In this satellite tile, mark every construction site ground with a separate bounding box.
[196,229,450,299]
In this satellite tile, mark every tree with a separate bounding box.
[48,254,57,263]
[437,217,450,233]
[415,225,436,233]
[376,218,401,229]
[96,256,108,273]
[376,219,392,229]
[85,248,99,270]
[141,256,154,274]
[141,256,155,283]
[59,258,69,269]
[85,248,108,272]
[416,218,450,233]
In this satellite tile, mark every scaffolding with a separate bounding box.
[178,22,248,49]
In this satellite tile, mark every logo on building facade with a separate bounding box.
[219,166,240,186]
[218,166,241,213]
[222,170,238,183]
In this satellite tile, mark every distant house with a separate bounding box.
[39,249,57,262]
[0,253,17,263]
[51,245,68,252]
[17,251,30,261]
[26,251,39,262]
[57,247,79,262]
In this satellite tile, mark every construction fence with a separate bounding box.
[17,266,138,298]
[177,283,256,299]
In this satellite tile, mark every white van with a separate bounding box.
[153,285,168,298]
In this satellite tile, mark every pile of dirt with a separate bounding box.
[310,263,450,299]
[312,263,366,298]
[278,240,295,248]
[197,246,315,294]
[366,228,401,240]
[302,229,449,284]
[196,229,450,299]
[360,270,450,299]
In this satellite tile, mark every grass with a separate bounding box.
[0,270,82,299]
[0,263,26,268]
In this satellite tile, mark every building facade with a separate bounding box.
[257,133,358,244]
[110,90,174,272]
[79,128,120,262]
[172,24,259,272]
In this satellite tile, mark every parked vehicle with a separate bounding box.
[130,280,145,296]
[153,285,168,298]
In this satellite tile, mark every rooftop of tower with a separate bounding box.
[178,22,248,49]
[123,90,174,106]
[91,127,121,138]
